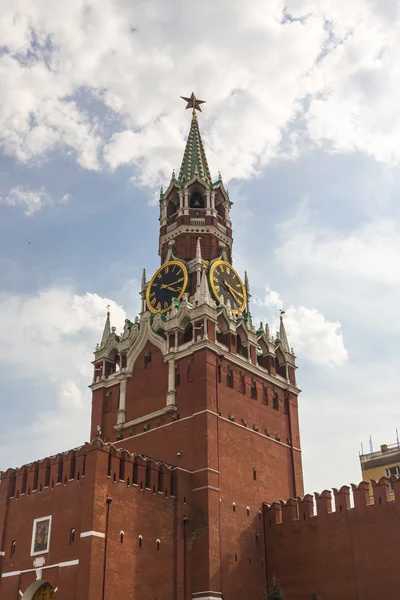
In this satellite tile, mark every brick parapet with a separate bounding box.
[264,476,400,600]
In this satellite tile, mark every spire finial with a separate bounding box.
[181,92,206,116]
[279,310,290,351]
[106,304,110,314]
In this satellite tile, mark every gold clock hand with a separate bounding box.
[160,279,184,289]
[224,280,244,300]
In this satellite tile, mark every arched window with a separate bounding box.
[138,535,143,548]
[246,506,250,516]
[70,528,75,544]
[120,531,124,543]
[156,539,161,551]
[232,502,236,512]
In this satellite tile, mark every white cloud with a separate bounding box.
[254,287,348,368]
[0,1,399,186]
[279,214,400,286]
[0,286,136,469]
[0,185,71,215]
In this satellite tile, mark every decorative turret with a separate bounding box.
[158,93,233,263]
[279,310,290,352]
[100,306,111,348]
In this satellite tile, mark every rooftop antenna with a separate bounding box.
[369,435,373,454]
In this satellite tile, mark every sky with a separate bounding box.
[1,0,400,498]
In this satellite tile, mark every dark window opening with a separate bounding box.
[226,367,234,388]
[273,392,279,410]
[157,540,160,551]
[167,199,178,217]
[70,528,75,544]
[182,322,193,344]
[70,453,76,480]
[190,192,204,209]
[232,503,236,512]
[217,362,222,383]
[253,468,257,481]
[119,456,125,481]
[107,453,112,477]
[33,463,39,491]
[235,552,238,562]
[158,469,163,493]
[133,460,139,485]
[10,541,16,557]
[21,469,27,494]
[175,365,181,387]
[145,463,151,489]
[239,373,246,394]
[44,462,50,487]
[120,531,124,543]
[250,379,257,400]
[237,335,248,359]
[263,385,268,405]
[57,455,63,483]
[138,536,143,548]
[144,350,152,367]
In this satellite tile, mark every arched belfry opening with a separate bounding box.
[22,581,56,600]
[190,191,204,209]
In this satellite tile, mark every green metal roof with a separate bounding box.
[178,112,212,186]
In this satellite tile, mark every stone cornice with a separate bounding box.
[160,224,232,249]
[114,404,178,432]
[113,408,302,452]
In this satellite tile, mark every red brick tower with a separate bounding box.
[90,94,304,600]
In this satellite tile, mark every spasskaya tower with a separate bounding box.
[90,94,303,600]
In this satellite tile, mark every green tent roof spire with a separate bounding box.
[179,93,212,185]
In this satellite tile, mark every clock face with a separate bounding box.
[146,260,189,313]
[209,260,246,313]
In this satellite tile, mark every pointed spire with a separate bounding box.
[100,306,111,348]
[179,98,211,185]
[141,268,146,291]
[195,267,214,307]
[196,237,202,261]
[279,310,290,352]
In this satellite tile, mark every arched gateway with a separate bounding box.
[22,581,56,600]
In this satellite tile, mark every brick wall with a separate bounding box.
[0,441,190,600]
[264,476,400,600]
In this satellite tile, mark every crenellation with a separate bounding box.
[299,493,314,521]
[333,485,351,514]
[280,497,298,524]
[351,480,371,512]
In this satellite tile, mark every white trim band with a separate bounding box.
[0,551,5,556]
[80,531,105,539]
[2,559,79,578]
